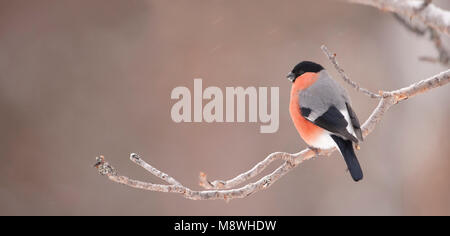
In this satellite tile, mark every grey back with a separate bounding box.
[298,70,351,121]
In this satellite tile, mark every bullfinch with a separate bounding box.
[287,61,364,182]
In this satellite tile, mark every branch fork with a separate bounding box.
[94,0,450,201]
[94,45,449,201]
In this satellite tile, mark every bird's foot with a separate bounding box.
[308,146,322,157]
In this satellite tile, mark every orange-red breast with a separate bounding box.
[287,61,364,181]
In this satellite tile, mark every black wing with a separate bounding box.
[346,102,363,141]
[306,105,358,143]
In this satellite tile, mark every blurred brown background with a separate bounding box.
[0,0,449,216]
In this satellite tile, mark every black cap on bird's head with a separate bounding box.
[286,61,324,82]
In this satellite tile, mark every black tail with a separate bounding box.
[330,135,363,182]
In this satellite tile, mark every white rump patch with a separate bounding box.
[310,131,337,149]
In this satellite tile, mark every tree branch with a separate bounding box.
[419,28,450,66]
[348,0,450,36]
[94,45,450,201]
[320,45,382,98]
[391,10,450,66]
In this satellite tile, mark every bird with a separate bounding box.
[286,61,364,182]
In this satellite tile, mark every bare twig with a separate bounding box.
[95,45,450,200]
[130,153,182,186]
[348,0,450,36]
[425,29,450,65]
[392,11,450,66]
[95,150,321,201]
[320,45,382,98]
[392,13,428,36]
[416,0,432,13]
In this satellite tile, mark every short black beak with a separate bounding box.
[286,72,295,82]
